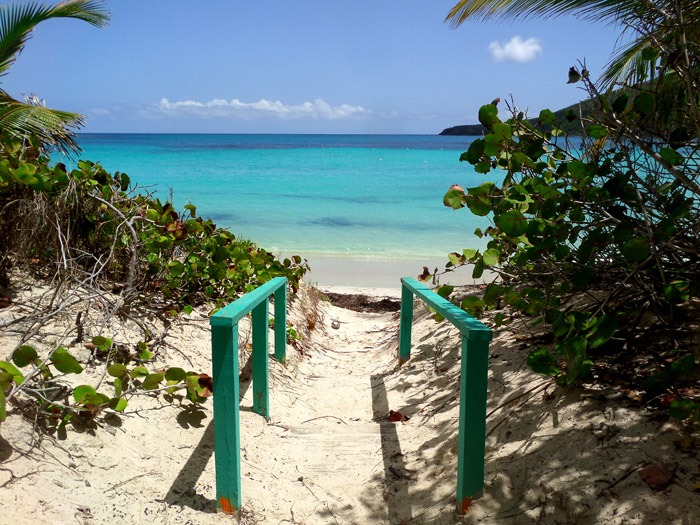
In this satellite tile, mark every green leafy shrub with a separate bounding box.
[436,63,699,402]
[0,140,309,430]
[0,146,308,306]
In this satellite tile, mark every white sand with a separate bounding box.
[1,280,699,524]
[285,254,491,289]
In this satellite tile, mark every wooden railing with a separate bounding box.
[398,277,493,514]
[209,276,287,517]
[210,275,492,517]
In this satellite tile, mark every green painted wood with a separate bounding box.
[211,323,242,516]
[252,298,270,419]
[274,285,287,364]
[398,283,414,365]
[456,335,490,513]
[211,277,287,327]
[401,278,492,341]
[398,276,492,512]
[210,276,287,515]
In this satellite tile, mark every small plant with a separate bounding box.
[0,337,213,431]
[286,325,302,345]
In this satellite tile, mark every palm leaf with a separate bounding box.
[0,0,109,78]
[445,0,644,26]
[0,95,83,152]
[599,36,654,89]
[0,1,109,154]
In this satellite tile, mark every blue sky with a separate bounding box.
[4,1,627,134]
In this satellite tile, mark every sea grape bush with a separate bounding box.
[435,65,699,416]
[0,338,212,430]
[0,139,309,429]
[0,142,308,302]
[435,1,700,420]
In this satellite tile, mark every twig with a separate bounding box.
[300,415,347,425]
[89,194,141,294]
[486,411,515,438]
[486,381,550,419]
[105,470,158,492]
[0,469,40,489]
[595,461,649,497]
[295,476,339,525]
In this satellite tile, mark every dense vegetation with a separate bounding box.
[0,1,308,432]
[437,0,700,419]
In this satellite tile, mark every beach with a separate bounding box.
[292,254,484,290]
[69,133,494,275]
[2,277,698,524]
[2,135,695,524]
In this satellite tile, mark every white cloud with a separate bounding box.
[488,36,542,63]
[157,97,371,120]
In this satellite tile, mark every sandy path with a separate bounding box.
[2,283,699,524]
[238,304,405,523]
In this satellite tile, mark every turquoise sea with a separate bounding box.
[68,134,496,286]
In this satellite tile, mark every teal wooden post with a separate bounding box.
[252,298,270,419]
[456,334,491,514]
[273,284,287,364]
[209,276,288,517]
[211,323,242,517]
[397,277,492,512]
[398,281,414,365]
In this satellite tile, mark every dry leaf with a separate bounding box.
[388,410,410,423]
[197,374,213,397]
[418,266,431,281]
[620,388,643,402]
[639,464,673,490]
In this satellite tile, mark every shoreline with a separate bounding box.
[296,253,490,291]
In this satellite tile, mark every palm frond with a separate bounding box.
[0,94,83,153]
[0,1,109,154]
[599,36,654,89]
[0,0,109,78]
[445,0,644,27]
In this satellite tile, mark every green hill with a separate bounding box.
[439,97,597,136]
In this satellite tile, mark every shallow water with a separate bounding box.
[68,133,497,285]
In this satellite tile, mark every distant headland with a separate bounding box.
[439,97,598,136]
[438,124,487,136]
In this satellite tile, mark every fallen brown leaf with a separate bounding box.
[388,410,410,423]
[639,463,673,490]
